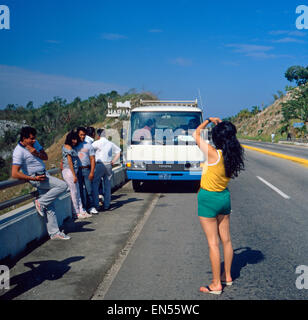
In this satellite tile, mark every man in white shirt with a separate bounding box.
[271,133,275,143]
[11,127,70,240]
[92,129,121,210]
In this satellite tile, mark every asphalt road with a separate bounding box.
[240,139,308,159]
[1,143,308,300]
[103,147,308,300]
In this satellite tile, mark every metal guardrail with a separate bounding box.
[0,165,125,212]
[279,138,308,144]
[0,168,60,191]
[0,168,61,211]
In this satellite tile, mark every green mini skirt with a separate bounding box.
[198,188,231,218]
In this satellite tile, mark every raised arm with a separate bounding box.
[25,144,48,161]
[192,117,222,160]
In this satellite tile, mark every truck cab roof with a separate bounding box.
[132,106,203,113]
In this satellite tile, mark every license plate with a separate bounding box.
[158,173,171,180]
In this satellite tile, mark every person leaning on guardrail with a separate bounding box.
[11,126,70,240]
[75,127,97,215]
[61,131,92,220]
[193,118,245,295]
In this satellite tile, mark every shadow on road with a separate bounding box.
[0,256,84,300]
[221,247,265,281]
[64,220,96,234]
[109,197,144,211]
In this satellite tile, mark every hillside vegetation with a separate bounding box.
[0,90,157,181]
[227,65,308,142]
[229,90,289,141]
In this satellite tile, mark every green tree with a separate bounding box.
[273,93,279,101]
[26,101,34,110]
[0,156,10,181]
[5,104,16,111]
[278,124,290,136]
[106,90,120,100]
[251,106,261,115]
[237,108,252,119]
[282,85,308,124]
[285,66,308,86]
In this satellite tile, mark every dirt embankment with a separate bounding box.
[233,90,305,139]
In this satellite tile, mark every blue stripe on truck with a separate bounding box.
[126,170,202,181]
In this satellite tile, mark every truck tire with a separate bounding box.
[132,180,142,192]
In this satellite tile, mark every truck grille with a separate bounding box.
[146,164,184,171]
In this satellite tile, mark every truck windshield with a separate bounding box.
[131,111,203,145]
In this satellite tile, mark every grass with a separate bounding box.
[237,134,284,143]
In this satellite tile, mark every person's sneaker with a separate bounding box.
[77,212,92,219]
[50,231,70,240]
[83,212,93,218]
[76,213,87,219]
[35,199,45,217]
[89,207,99,215]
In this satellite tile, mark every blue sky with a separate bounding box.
[0,0,307,118]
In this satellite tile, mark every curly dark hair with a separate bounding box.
[64,131,80,147]
[211,121,245,178]
[20,127,37,141]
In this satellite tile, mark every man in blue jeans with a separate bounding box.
[75,127,98,214]
[11,127,70,240]
[92,128,121,211]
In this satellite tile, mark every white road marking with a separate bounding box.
[256,176,290,200]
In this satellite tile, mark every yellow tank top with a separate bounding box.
[200,149,230,192]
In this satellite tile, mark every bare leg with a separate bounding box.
[217,214,233,282]
[199,217,222,292]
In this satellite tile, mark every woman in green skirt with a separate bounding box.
[193,117,245,295]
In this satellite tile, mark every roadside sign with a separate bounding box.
[293,123,305,128]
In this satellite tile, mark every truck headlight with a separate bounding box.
[185,162,201,170]
[132,161,146,169]
[191,162,201,169]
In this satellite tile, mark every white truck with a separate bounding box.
[125,100,205,191]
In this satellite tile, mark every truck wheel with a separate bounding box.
[132,180,142,192]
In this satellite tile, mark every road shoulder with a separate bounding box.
[0,182,157,300]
